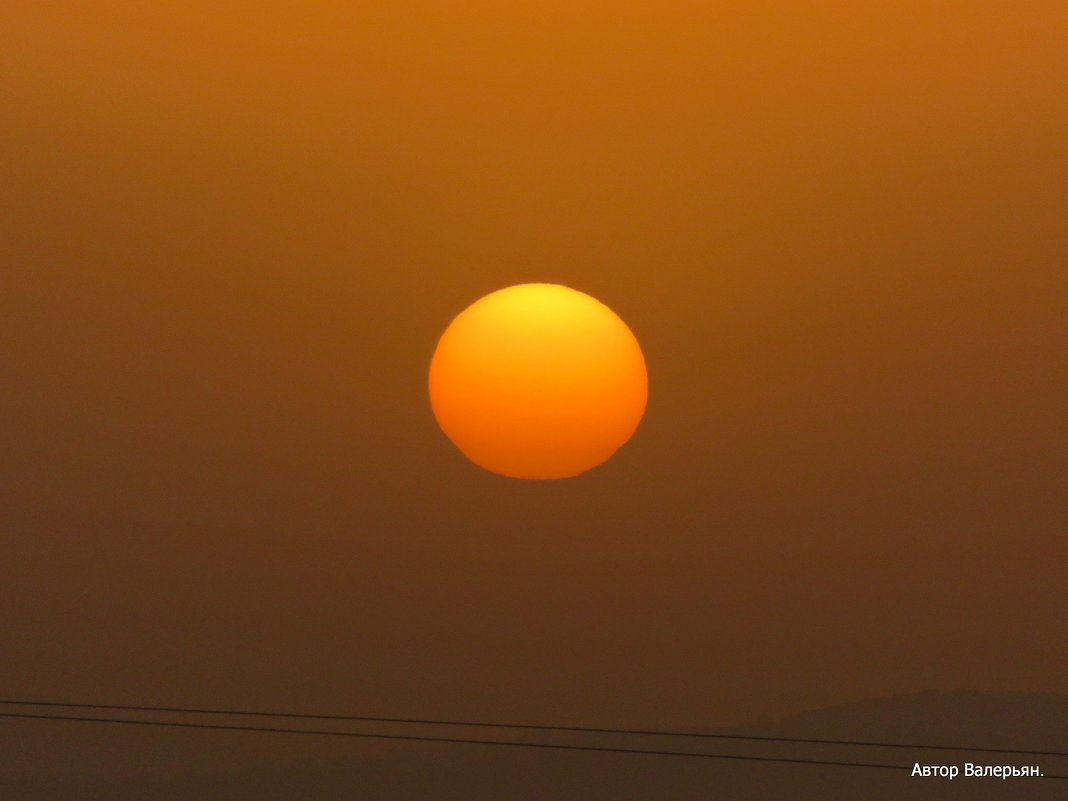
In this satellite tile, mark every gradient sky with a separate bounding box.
[2,1,1066,735]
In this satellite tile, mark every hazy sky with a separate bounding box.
[2,0,1066,735]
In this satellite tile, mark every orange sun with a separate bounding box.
[429,283,647,479]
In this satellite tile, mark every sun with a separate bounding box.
[429,283,647,479]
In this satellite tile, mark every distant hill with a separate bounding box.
[731,690,1068,750]
[3,691,1066,799]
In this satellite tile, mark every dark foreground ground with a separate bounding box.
[2,691,1066,799]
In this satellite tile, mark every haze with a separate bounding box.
[2,1,1065,793]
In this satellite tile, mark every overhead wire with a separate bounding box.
[1,698,1065,758]
[0,710,917,773]
[1,702,1065,779]
[2,710,1065,780]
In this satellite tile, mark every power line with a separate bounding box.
[2,698,1065,758]
[3,710,1064,780]
[0,710,909,772]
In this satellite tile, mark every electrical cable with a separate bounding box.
[1,708,1065,779]
[1,698,1064,758]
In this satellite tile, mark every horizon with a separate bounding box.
[4,690,1066,797]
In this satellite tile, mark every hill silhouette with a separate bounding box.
[2,691,1065,799]
[729,690,1068,751]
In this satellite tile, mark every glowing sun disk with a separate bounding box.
[428,283,647,479]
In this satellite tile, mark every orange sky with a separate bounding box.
[2,0,1066,734]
